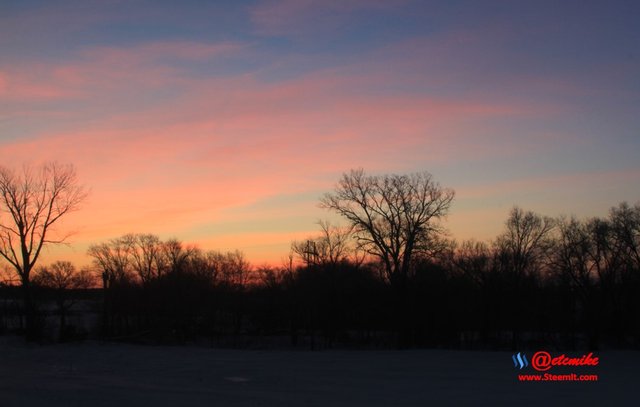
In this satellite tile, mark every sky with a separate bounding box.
[1,0,639,267]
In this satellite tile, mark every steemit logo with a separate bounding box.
[512,352,528,369]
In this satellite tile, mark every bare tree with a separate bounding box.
[320,169,454,286]
[33,261,93,341]
[551,216,593,296]
[87,237,133,288]
[494,206,555,349]
[494,206,556,279]
[609,202,640,271]
[256,264,292,289]
[217,250,252,287]
[186,248,220,283]
[292,220,355,267]
[124,233,163,284]
[161,238,198,275]
[0,162,87,337]
[452,239,494,287]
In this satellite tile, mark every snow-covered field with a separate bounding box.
[0,337,636,406]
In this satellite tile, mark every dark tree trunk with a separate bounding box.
[391,272,410,348]
[21,280,39,341]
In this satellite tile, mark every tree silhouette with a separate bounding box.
[291,220,358,268]
[495,206,555,279]
[87,236,135,336]
[593,203,640,346]
[320,169,454,286]
[494,206,555,349]
[609,202,640,271]
[0,162,87,339]
[320,169,454,348]
[33,261,93,341]
[124,233,164,285]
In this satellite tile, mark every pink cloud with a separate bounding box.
[0,46,552,215]
[0,40,245,106]
[0,36,586,266]
[0,69,80,101]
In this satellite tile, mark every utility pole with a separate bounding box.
[304,240,318,267]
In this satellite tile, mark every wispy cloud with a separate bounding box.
[249,0,407,36]
[0,33,574,242]
[2,0,638,266]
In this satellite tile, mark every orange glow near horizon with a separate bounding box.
[1,1,638,271]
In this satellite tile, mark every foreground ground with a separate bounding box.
[0,337,636,406]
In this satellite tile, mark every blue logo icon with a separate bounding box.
[512,352,528,369]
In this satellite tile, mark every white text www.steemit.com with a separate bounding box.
[518,373,599,382]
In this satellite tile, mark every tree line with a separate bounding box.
[1,164,638,349]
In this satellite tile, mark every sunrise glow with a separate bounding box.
[1,0,638,267]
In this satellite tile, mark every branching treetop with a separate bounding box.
[321,169,454,280]
[0,162,87,279]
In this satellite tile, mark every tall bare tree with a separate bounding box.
[321,169,454,286]
[0,162,87,337]
[493,206,555,349]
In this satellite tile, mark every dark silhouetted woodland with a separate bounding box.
[1,167,639,350]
